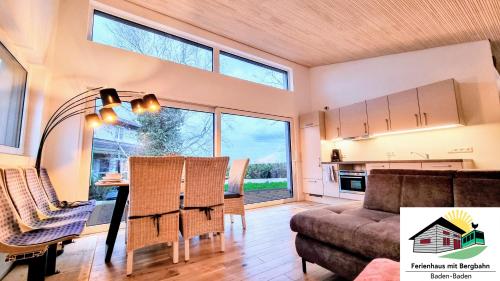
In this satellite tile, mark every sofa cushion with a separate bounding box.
[353,220,400,260]
[291,206,400,260]
[342,208,396,222]
[290,207,375,250]
[324,201,363,213]
[364,174,403,213]
[401,175,454,207]
[454,171,500,207]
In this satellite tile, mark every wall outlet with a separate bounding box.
[448,147,473,154]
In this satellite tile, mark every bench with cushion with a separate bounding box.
[0,169,85,281]
[290,169,500,280]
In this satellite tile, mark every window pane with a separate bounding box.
[220,51,288,90]
[88,101,214,225]
[0,42,27,148]
[92,11,213,71]
[221,113,293,204]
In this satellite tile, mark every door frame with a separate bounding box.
[215,107,297,208]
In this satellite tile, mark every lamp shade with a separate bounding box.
[99,108,118,123]
[100,88,121,108]
[131,98,146,114]
[143,94,160,112]
[85,113,102,128]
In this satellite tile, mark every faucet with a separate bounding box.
[411,152,430,160]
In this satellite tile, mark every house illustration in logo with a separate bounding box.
[409,217,485,254]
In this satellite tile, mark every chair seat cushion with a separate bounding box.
[224,191,242,199]
[4,221,85,247]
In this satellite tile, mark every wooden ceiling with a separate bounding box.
[126,0,500,68]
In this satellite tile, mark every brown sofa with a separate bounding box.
[290,169,500,280]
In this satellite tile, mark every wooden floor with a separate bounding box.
[5,201,352,281]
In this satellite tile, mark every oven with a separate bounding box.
[339,170,367,194]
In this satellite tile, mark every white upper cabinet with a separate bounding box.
[366,96,391,134]
[299,111,325,129]
[325,108,341,140]
[388,88,421,131]
[417,79,461,127]
[339,101,368,138]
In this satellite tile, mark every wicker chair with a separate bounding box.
[180,157,229,261]
[0,171,85,281]
[39,168,95,211]
[127,156,184,275]
[23,168,93,219]
[224,159,249,229]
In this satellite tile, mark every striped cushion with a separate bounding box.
[3,169,86,229]
[40,168,96,209]
[24,168,92,219]
[4,221,85,246]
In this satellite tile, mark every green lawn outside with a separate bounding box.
[224,181,288,191]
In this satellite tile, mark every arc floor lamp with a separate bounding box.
[35,87,160,173]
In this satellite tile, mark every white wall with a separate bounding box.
[310,41,500,169]
[42,0,311,201]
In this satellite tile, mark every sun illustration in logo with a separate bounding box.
[444,210,473,233]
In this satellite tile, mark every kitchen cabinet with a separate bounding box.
[325,108,341,140]
[417,79,461,127]
[300,126,323,179]
[322,164,339,197]
[422,161,462,170]
[366,162,389,172]
[388,88,421,131]
[302,178,324,195]
[339,101,369,138]
[389,162,422,169]
[300,111,325,129]
[366,96,391,134]
[300,112,325,195]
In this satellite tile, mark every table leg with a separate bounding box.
[105,185,129,263]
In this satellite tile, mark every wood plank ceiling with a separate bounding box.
[125,0,500,69]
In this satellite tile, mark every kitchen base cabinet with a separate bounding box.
[389,162,422,169]
[422,162,462,170]
[302,178,324,195]
[322,164,339,197]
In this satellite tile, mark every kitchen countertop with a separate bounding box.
[322,159,472,164]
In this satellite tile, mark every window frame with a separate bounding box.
[90,10,214,72]
[87,6,292,91]
[0,40,29,155]
[219,50,289,90]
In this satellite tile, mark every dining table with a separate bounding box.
[94,180,129,263]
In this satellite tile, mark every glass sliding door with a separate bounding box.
[88,101,214,226]
[220,112,293,204]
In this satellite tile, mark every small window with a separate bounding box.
[91,11,213,71]
[420,238,431,244]
[0,41,27,150]
[219,51,289,90]
[443,237,450,246]
[443,230,450,235]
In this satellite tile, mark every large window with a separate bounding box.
[89,10,292,91]
[0,41,27,150]
[220,51,289,90]
[221,113,293,204]
[88,100,214,225]
[91,11,213,71]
